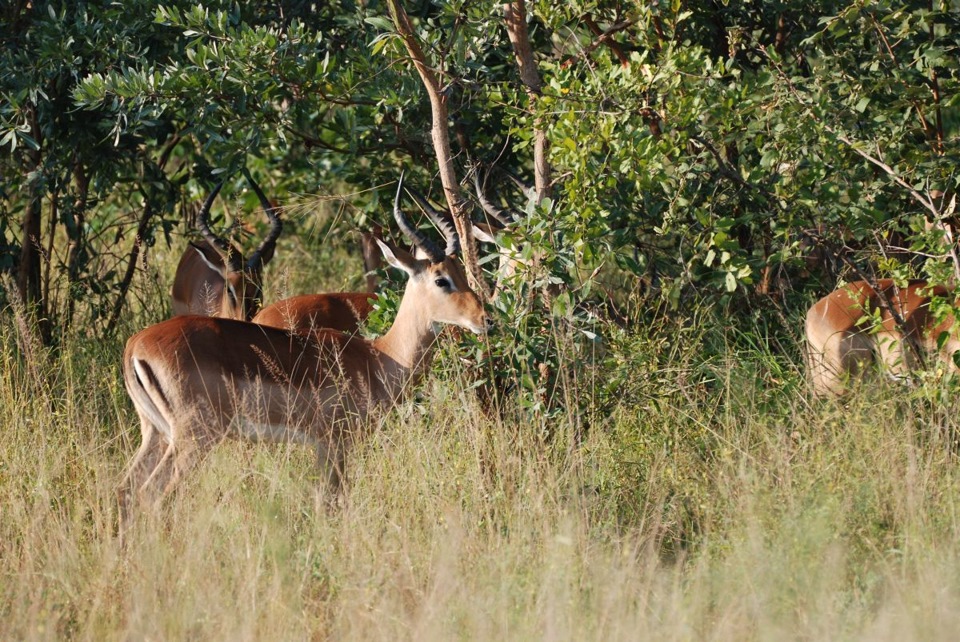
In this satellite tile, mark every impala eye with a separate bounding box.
[434,277,451,290]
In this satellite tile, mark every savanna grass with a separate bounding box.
[4,305,960,640]
[4,205,960,639]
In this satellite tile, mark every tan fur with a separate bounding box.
[805,280,960,396]
[253,292,378,334]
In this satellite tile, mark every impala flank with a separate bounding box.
[805,279,960,396]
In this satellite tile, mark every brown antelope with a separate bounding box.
[805,279,960,396]
[171,170,282,320]
[252,291,378,334]
[119,175,488,529]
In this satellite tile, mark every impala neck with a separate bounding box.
[372,283,439,392]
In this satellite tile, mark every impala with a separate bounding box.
[805,279,960,396]
[119,175,488,528]
[171,170,282,320]
[252,291,378,334]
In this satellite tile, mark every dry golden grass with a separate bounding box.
[4,215,960,640]
[3,307,960,641]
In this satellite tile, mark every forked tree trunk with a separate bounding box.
[386,0,491,300]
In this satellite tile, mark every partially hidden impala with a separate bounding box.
[171,170,282,320]
[119,174,489,530]
[805,279,960,396]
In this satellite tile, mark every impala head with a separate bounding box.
[376,174,489,335]
[189,171,283,320]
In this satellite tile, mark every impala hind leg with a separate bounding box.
[135,429,218,512]
[118,413,168,539]
[807,329,874,396]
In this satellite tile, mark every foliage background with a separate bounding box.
[2,0,957,338]
[1,1,960,638]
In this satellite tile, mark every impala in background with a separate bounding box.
[805,279,960,396]
[119,175,489,532]
[171,169,282,320]
[252,291,378,334]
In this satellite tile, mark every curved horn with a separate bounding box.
[241,168,283,271]
[393,173,445,263]
[197,180,243,271]
[471,166,515,228]
[500,166,536,202]
[406,187,460,257]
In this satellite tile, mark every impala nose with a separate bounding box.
[468,315,493,335]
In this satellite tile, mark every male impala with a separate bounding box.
[119,175,488,528]
[171,170,282,320]
[805,279,960,396]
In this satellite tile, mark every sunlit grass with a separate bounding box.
[4,226,960,640]
[4,302,960,641]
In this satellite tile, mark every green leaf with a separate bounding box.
[17,131,40,151]
[364,16,394,31]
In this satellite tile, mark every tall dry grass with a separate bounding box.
[4,202,960,639]
[3,301,960,640]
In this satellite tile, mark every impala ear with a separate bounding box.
[376,239,420,277]
[193,244,229,278]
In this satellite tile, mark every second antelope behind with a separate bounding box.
[171,171,282,321]
[805,279,960,396]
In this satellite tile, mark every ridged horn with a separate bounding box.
[471,166,515,228]
[241,168,283,271]
[500,166,536,202]
[196,180,243,272]
[393,173,445,264]
[406,187,460,258]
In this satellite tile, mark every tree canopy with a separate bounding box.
[1,0,958,342]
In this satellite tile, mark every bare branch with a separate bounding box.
[503,1,551,202]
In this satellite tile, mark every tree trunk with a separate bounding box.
[65,160,90,328]
[386,0,490,299]
[16,106,49,341]
[503,1,551,202]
